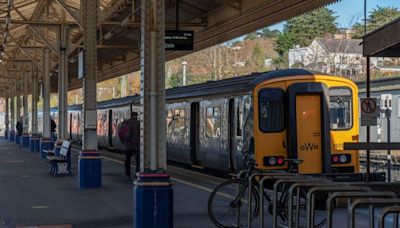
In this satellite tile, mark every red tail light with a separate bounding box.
[331,154,351,164]
[263,156,285,166]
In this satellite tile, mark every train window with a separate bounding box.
[206,107,221,138]
[166,110,173,135]
[258,88,285,132]
[169,109,185,136]
[329,87,352,130]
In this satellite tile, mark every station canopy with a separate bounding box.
[363,16,400,57]
[0,0,339,95]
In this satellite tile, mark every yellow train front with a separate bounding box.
[253,69,359,174]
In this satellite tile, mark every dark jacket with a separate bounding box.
[16,121,22,136]
[51,119,56,133]
[119,117,140,151]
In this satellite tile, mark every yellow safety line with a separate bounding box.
[71,148,217,193]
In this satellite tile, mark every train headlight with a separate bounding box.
[268,157,276,166]
[339,155,348,163]
[331,154,351,164]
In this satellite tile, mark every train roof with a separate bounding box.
[166,73,261,100]
[97,95,139,109]
[166,69,328,100]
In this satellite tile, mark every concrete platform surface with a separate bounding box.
[0,139,397,228]
[0,140,216,228]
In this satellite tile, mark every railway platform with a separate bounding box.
[0,138,398,228]
[0,139,215,228]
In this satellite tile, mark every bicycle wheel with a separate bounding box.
[208,179,259,228]
[280,186,326,228]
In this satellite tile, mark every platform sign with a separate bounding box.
[165,30,194,50]
[360,98,379,126]
[78,50,84,79]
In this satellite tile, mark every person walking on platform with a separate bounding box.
[50,117,57,142]
[16,117,22,137]
[118,112,140,179]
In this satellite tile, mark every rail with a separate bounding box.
[244,172,400,228]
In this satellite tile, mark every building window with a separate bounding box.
[206,106,221,138]
[258,88,285,132]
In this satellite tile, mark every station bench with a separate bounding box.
[45,141,72,176]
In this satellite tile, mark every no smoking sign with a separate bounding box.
[361,98,379,117]
[360,98,379,126]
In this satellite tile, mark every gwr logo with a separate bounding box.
[300,142,319,151]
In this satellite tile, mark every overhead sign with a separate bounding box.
[165,30,194,51]
[360,98,379,126]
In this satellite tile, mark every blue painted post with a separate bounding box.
[9,130,15,142]
[30,135,40,152]
[40,138,53,159]
[22,134,30,148]
[134,173,173,228]
[78,151,102,188]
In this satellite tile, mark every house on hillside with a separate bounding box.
[289,38,365,78]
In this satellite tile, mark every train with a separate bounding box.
[31,69,359,174]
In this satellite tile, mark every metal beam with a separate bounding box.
[8,34,43,71]
[97,0,129,27]
[54,0,83,29]
[28,25,59,56]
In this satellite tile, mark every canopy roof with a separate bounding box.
[363,16,400,57]
[0,0,339,95]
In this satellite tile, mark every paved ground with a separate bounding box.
[0,139,397,228]
[0,139,216,228]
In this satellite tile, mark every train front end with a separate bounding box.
[252,69,359,175]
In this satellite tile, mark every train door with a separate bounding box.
[228,98,235,171]
[108,110,113,148]
[190,102,201,166]
[287,83,331,174]
[296,95,322,173]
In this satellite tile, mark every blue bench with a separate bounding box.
[45,141,72,176]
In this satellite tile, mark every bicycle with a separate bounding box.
[207,156,326,228]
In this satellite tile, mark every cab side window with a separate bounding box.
[258,88,285,132]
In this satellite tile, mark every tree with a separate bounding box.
[352,6,400,38]
[276,7,338,55]
[251,42,265,67]
[167,74,182,88]
[258,28,281,38]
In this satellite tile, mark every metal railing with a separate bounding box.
[244,172,400,228]
[379,206,400,228]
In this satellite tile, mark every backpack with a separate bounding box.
[118,120,134,145]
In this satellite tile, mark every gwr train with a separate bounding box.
[33,69,360,174]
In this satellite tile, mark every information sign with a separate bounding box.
[165,30,194,50]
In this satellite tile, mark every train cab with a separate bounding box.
[252,69,359,174]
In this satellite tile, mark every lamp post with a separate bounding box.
[182,61,187,86]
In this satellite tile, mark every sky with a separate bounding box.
[269,0,400,31]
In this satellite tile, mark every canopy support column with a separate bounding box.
[40,48,53,158]
[9,86,15,142]
[16,80,21,145]
[30,66,40,152]
[21,71,30,148]
[134,1,172,227]
[5,94,9,139]
[78,0,101,189]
